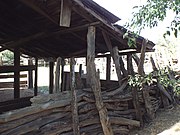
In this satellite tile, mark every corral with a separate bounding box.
[1,0,176,135]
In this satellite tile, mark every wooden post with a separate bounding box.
[127,54,134,75]
[79,64,82,77]
[14,48,20,99]
[34,58,38,96]
[102,31,123,85]
[87,26,114,135]
[70,57,80,135]
[54,57,61,93]
[49,61,54,94]
[138,39,148,76]
[60,0,72,27]
[28,58,33,89]
[119,56,128,77]
[61,58,65,91]
[106,55,111,83]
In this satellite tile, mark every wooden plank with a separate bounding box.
[87,26,114,135]
[54,57,61,93]
[0,74,27,79]
[70,58,80,135]
[60,0,72,27]
[0,65,36,73]
[34,58,38,96]
[14,48,20,99]
[49,61,54,94]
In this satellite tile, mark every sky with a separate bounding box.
[93,0,174,43]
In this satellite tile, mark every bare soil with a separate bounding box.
[130,105,180,135]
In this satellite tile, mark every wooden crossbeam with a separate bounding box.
[1,22,101,49]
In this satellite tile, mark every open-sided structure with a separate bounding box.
[0,0,157,134]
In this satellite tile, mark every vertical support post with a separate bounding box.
[61,58,65,91]
[127,54,134,75]
[14,48,20,99]
[70,57,80,135]
[49,61,54,94]
[106,55,111,83]
[79,64,82,77]
[87,26,113,135]
[34,58,38,96]
[28,58,33,89]
[54,57,61,93]
[102,31,123,85]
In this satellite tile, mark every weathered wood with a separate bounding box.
[127,54,134,75]
[14,48,20,99]
[54,57,61,93]
[87,26,114,135]
[49,61,54,94]
[132,87,143,126]
[102,31,123,85]
[60,0,72,27]
[142,87,155,120]
[61,58,65,91]
[70,58,80,135]
[106,55,111,83]
[138,39,148,75]
[34,58,38,96]
[132,54,140,66]
[119,56,128,77]
[28,58,33,89]
[110,117,140,127]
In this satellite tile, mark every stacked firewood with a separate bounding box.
[0,89,142,135]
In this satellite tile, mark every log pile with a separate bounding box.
[0,88,142,135]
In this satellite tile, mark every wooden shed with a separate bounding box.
[0,0,156,134]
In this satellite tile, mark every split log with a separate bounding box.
[87,26,113,135]
[70,57,80,135]
[110,117,140,127]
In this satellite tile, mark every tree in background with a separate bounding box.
[127,0,180,38]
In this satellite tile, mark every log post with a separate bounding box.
[54,57,61,93]
[102,31,123,85]
[138,39,148,76]
[14,48,20,99]
[61,58,65,91]
[70,57,80,135]
[34,58,38,96]
[49,61,54,94]
[106,55,111,83]
[87,26,113,135]
[28,58,33,89]
[119,56,128,77]
[127,54,134,75]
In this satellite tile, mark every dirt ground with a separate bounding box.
[130,105,180,135]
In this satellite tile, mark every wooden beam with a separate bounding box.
[1,22,101,49]
[0,65,36,73]
[70,57,80,135]
[102,31,123,85]
[61,58,65,92]
[60,0,72,27]
[127,54,134,75]
[14,48,20,99]
[19,0,57,25]
[34,58,38,96]
[87,26,114,135]
[49,61,54,94]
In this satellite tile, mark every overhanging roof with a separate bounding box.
[0,0,155,58]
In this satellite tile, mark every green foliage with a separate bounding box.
[123,31,138,47]
[128,67,180,95]
[127,0,180,38]
[1,50,14,64]
[128,73,154,88]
